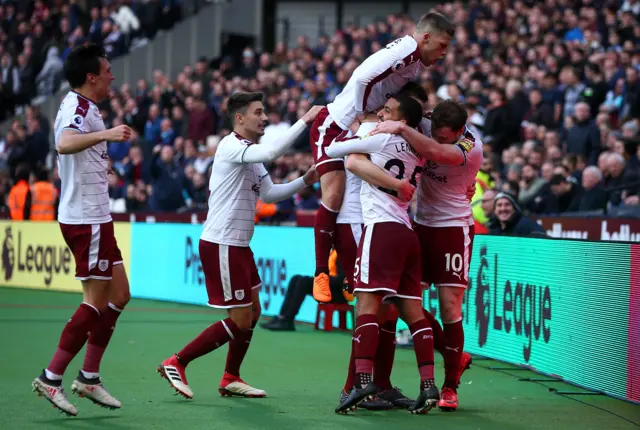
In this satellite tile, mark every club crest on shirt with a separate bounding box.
[235,290,245,300]
[72,114,84,127]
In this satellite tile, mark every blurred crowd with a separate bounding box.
[1,0,639,224]
[0,0,186,120]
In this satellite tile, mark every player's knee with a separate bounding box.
[439,288,464,322]
[355,292,381,315]
[252,302,262,322]
[439,300,461,322]
[377,303,399,323]
[320,173,345,211]
[231,312,253,331]
[111,289,131,309]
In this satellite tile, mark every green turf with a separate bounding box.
[0,287,638,430]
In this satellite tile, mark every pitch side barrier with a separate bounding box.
[0,220,637,404]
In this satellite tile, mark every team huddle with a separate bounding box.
[33,11,483,418]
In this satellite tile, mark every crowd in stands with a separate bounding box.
[1,0,639,226]
[0,0,186,120]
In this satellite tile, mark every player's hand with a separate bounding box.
[301,106,324,125]
[395,180,415,202]
[303,165,319,185]
[466,182,476,202]
[104,125,131,142]
[371,120,404,136]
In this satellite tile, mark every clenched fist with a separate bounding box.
[104,125,132,142]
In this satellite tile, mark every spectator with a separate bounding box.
[160,118,176,146]
[580,166,609,212]
[518,164,546,208]
[474,188,498,234]
[604,152,639,206]
[525,88,555,130]
[547,174,584,213]
[489,192,546,237]
[144,103,162,144]
[484,87,510,154]
[566,102,601,165]
[150,145,187,211]
[187,97,215,144]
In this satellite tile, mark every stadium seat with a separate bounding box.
[314,303,354,332]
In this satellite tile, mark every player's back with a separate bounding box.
[361,133,425,228]
[200,132,268,247]
[327,36,422,130]
[416,126,483,227]
[54,91,110,225]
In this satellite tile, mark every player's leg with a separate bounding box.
[368,304,415,409]
[335,291,383,413]
[422,306,445,352]
[311,111,346,303]
[336,223,399,413]
[335,223,364,394]
[435,225,474,411]
[75,236,129,409]
[313,170,345,302]
[220,272,266,398]
[415,223,447,355]
[32,223,114,416]
[395,297,440,414]
[395,226,439,414]
[157,242,250,399]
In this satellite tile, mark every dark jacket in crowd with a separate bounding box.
[488,212,547,237]
[565,119,601,165]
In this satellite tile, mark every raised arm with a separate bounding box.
[372,121,467,166]
[241,106,322,164]
[58,125,131,154]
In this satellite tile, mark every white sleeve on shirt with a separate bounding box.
[325,133,390,158]
[218,120,307,164]
[260,175,307,203]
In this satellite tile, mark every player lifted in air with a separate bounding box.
[32,44,133,416]
[373,99,483,411]
[326,94,441,414]
[157,93,321,401]
[310,12,454,305]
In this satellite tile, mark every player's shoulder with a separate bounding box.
[369,35,420,69]
[220,132,252,149]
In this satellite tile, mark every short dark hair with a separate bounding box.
[398,81,428,103]
[431,100,468,132]
[34,167,49,182]
[15,164,30,182]
[64,43,107,89]
[390,94,423,128]
[549,174,567,186]
[227,92,264,123]
[416,12,455,37]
